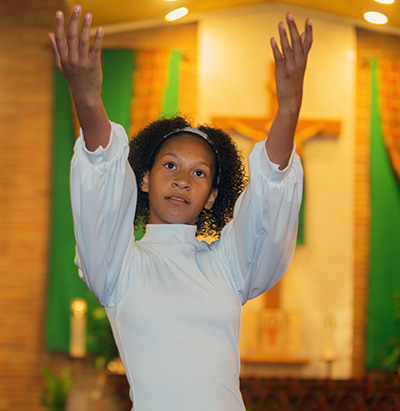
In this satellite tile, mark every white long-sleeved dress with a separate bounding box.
[70,122,303,411]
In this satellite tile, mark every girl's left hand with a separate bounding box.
[270,13,313,115]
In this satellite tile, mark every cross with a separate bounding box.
[213,63,341,157]
[212,63,341,310]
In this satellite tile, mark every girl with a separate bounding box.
[49,6,312,410]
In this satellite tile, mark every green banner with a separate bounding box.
[161,50,182,117]
[102,49,136,131]
[297,181,305,245]
[367,59,400,370]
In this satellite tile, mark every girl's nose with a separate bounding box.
[172,172,191,189]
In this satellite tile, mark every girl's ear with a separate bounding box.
[140,171,150,193]
[204,188,218,210]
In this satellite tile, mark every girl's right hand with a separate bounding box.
[49,5,103,107]
[49,5,110,151]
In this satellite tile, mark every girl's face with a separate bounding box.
[141,133,218,226]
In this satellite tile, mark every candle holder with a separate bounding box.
[322,315,337,379]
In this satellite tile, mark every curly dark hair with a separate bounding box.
[128,115,247,238]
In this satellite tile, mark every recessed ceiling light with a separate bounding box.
[374,0,395,4]
[165,7,188,21]
[363,11,388,24]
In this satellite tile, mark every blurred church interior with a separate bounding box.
[1,0,400,409]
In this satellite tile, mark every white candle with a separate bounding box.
[70,298,87,358]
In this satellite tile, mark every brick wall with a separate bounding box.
[0,2,196,409]
[353,28,400,378]
[0,1,66,409]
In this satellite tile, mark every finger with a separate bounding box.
[270,37,284,65]
[301,18,313,58]
[67,4,82,57]
[286,13,303,61]
[48,32,62,69]
[79,12,92,58]
[278,21,293,65]
[54,11,68,59]
[91,27,104,59]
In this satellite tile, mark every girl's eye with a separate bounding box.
[164,162,176,170]
[194,170,206,178]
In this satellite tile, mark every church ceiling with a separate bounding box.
[64,0,400,33]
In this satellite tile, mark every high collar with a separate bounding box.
[140,224,199,247]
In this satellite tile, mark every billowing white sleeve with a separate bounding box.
[215,140,303,305]
[70,122,137,307]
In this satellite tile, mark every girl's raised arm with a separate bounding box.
[266,13,312,169]
[49,6,110,151]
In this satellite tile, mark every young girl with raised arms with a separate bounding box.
[49,6,312,410]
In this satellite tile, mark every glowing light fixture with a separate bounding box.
[165,7,188,21]
[363,11,388,24]
[374,0,394,4]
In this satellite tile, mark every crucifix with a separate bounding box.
[212,63,341,157]
[212,63,341,310]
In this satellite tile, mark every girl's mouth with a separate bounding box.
[167,196,189,204]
